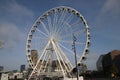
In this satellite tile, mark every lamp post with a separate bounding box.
[72,33,79,80]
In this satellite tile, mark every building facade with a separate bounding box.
[0,66,4,72]
[96,55,104,71]
[31,50,38,66]
[20,65,25,72]
[102,50,120,77]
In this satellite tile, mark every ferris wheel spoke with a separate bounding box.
[47,16,53,35]
[41,22,49,35]
[56,23,67,36]
[56,13,73,35]
[57,10,66,26]
[57,18,82,36]
[74,29,86,36]
[53,13,58,34]
[70,19,81,27]
[58,43,80,58]
[60,29,85,39]
[32,36,48,40]
[57,14,73,35]
[55,11,66,35]
[56,22,71,36]
[61,14,73,31]
[57,14,74,35]
[32,43,45,48]
[60,33,72,39]
[66,13,74,23]
[58,40,85,45]
[36,28,48,37]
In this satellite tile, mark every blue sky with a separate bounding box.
[0,0,120,71]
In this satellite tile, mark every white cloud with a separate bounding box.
[84,51,99,70]
[101,0,120,15]
[0,22,25,49]
[0,0,34,71]
[95,0,120,26]
[0,0,34,50]
[93,0,120,47]
[0,40,4,49]
[0,0,33,17]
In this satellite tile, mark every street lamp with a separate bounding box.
[72,33,79,80]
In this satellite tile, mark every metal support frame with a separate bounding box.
[72,33,79,80]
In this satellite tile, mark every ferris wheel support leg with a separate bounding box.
[53,41,69,72]
[36,41,52,75]
[28,41,51,80]
[52,41,66,77]
[57,43,73,70]
[37,49,48,75]
[55,43,73,77]
[43,54,50,72]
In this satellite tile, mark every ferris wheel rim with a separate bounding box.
[26,6,90,71]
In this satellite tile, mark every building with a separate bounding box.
[31,50,38,66]
[1,73,8,80]
[96,55,104,71]
[102,50,120,77]
[9,72,23,80]
[20,64,25,72]
[0,66,4,72]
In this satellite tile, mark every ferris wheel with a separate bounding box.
[26,6,90,79]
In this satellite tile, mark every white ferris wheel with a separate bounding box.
[26,6,90,80]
